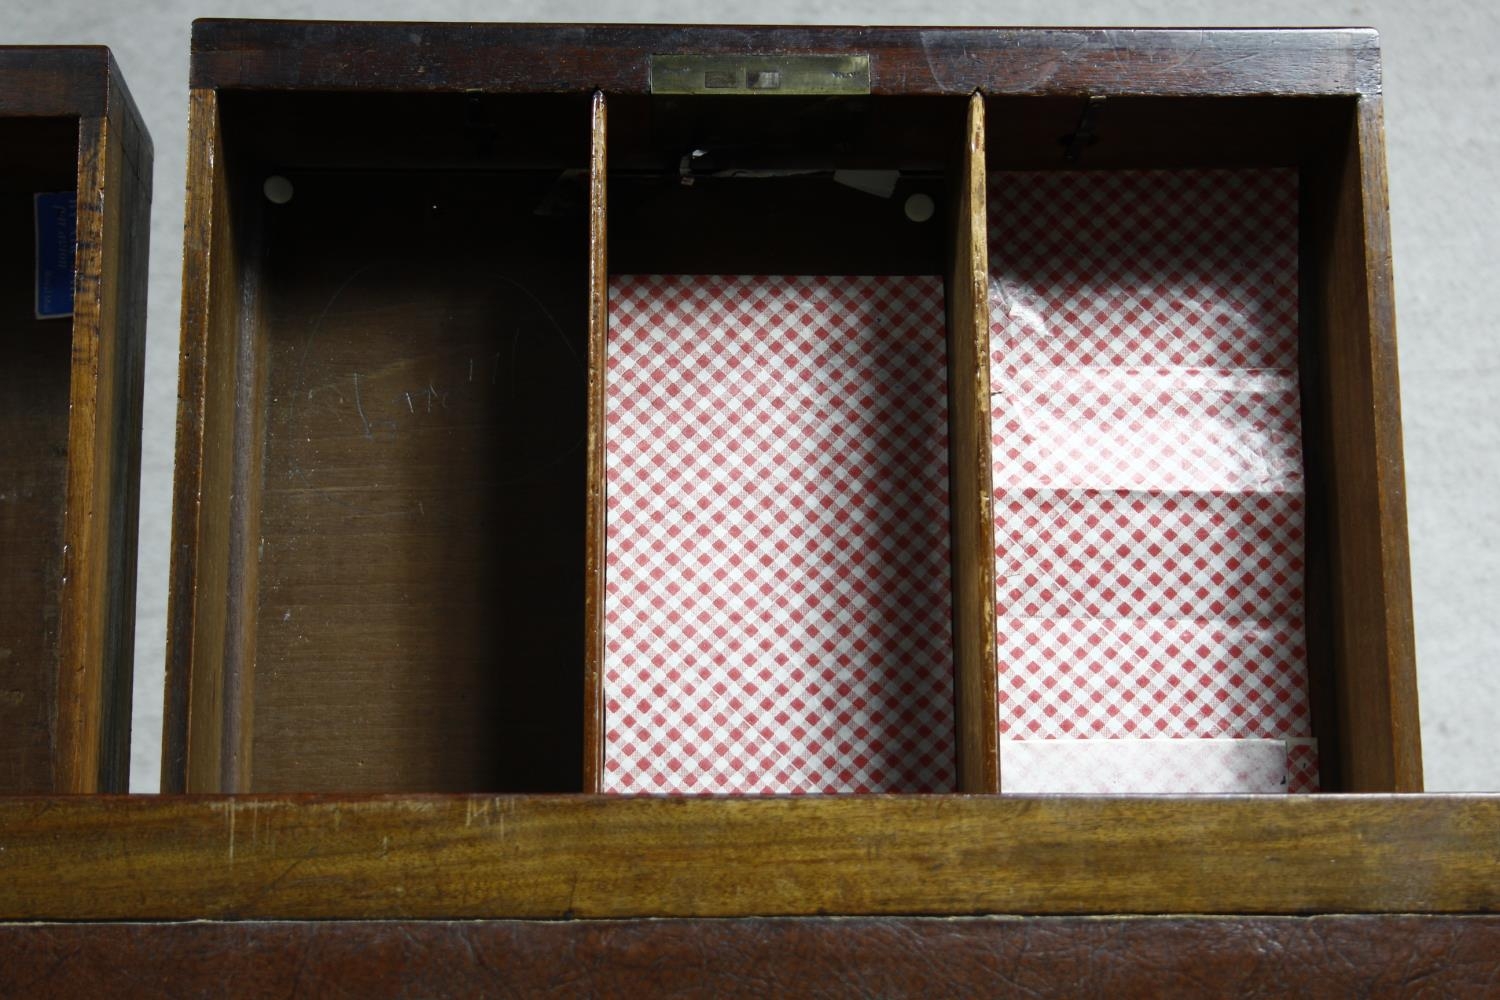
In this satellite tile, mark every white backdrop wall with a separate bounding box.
[8,0,1497,791]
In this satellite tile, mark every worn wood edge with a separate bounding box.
[0,795,1495,919]
[948,93,999,794]
[187,22,1381,97]
[3,915,1496,927]
[53,77,152,793]
[3,48,150,793]
[1324,98,1376,790]
[161,88,220,793]
[160,84,268,793]
[1354,95,1421,790]
[102,47,155,166]
[3,915,1500,999]
[0,46,110,117]
[582,90,608,794]
[52,114,114,793]
[1312,94,1421,792]
[96,45,153,795]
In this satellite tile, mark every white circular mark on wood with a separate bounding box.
[264,175,295,205]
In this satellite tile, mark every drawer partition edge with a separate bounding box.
[1308,94,1421,791]
[583,90,608,793]
[949,93,999,792]
[163,87,261,793]
[1352,95,1421,789]
[54,116,110,792]
[53,77,152,791]
[98,47,153,793]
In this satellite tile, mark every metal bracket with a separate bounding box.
[650,54,871,96]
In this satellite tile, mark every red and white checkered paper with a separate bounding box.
[989,169,1319,793]
[603,274,956,793]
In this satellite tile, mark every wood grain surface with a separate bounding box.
[190,22,1382,98]
[1303,96,1422,791]
[948,93,999,792]
[4,915,1500,999]
[583,90,608,792]
[0,794,1496,919]
[0,47,109,117]
[246,170,588,793]
[163,88,240,792]
[55,67,153,793]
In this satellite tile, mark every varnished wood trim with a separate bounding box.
[48,56,152,793]
[582,91,608,793]
[97,53,152,794]
[189,23,1382,98]
[53,115,114,792]
[1313,96,1422,791]
[4,916,1500,997]
[948,94,998,793]
[2,48,150,793]
[166,86,263,794]
[0,47,110,117]
[1352,96,1421,789]
[0,794,1495,919]
[162,89,225,793]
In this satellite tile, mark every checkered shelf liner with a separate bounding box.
[988,169,1320,792]
[603,274,956,794]
[1003,738,1292,794]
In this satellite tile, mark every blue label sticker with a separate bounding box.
[34,191,77,320]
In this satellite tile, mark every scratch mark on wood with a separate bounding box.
[352,373,373,439]
[465,798,493,828]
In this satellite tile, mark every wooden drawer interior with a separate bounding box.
[982,94,1415,792]
[169,80,1417,794]
[0,117,77,793]
[1,47,151,795]
[181,92,594,792]
[595,94,992,793]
